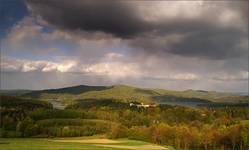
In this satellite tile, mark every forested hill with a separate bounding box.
[3,84,246,104]
[0,90,32,96]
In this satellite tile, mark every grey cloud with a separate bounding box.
[26,0,247,37]
[3,0,246,92]
[128,16,248,59]
[168,28,247,59]
[227,1,249,22]
[26,0,149,38]
[26,0,248,60]
[1,71,247,93]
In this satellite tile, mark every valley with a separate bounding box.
[0,84,248,150]
[17,84,249,108]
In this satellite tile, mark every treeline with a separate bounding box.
[67,99,130,110]
[1,108,113,137]
[108,121,249,150]
[0,95,52,110]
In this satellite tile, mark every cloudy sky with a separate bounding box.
[0,0,248,92]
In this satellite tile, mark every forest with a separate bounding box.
[1,95,249,150]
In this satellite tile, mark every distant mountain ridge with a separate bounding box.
[26,85,109,95]
[0,90,32,96]
[1,84,246,104]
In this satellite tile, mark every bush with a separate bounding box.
[108,124,128,139]
[0,129,22,138]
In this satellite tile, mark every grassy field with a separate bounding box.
[0,138,173,150]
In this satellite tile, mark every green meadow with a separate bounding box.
[0,138,173,150]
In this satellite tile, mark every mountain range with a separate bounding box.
[1,85,248,107]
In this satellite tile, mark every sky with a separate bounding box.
[0,0,248,92]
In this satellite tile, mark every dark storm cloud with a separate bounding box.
[26,0,248,60]
[26,0,149,38]
[130,25,248,60]
[170,29,247,59]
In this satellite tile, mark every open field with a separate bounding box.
[0,138,172,150]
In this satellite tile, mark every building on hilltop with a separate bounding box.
[129,102,157,108]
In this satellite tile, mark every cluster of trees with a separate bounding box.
[68,99,130,110]
[0,95,52,110]
[107,122,249,150]
[1,95,249,150]
[1,114,112,138]
[83,105,249,150]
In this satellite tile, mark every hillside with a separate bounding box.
[22,85,155,104]
[0,95,52,110]
[0,90,32,96]
[19,84,248,105]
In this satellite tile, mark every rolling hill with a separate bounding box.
[7,84,246,106]
[0,90,32,96]
[0,95,52,110]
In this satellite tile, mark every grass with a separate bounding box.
[0,138,173,150]
[0,138,120,150]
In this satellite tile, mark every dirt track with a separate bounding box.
[52,138,122,144]
[99,144,168,150]
[51,138,168,150]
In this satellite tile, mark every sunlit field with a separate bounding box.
[0,138,173,150]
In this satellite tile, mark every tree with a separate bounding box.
[2,116,16,130]
[16,117,35,137]
[108,124,127,139]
